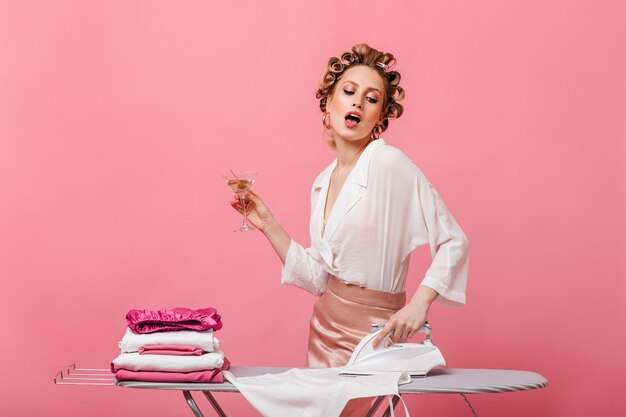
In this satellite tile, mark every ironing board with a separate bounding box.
[110,366,548,417]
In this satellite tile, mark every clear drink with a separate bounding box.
[227,179,255,194]
[222,171,258,232]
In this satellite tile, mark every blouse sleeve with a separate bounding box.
[281,239,329,296]
[409,168,470,307]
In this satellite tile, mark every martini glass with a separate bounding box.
[222,171,258,232]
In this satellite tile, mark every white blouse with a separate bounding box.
[281,139,469,307]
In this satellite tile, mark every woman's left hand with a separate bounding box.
[371,300,429,348]
[372,285,438,347]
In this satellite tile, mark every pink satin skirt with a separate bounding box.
[307,276,406,416]
[307,275,407,368]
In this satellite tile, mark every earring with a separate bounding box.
[322,112,331,130]
[371,124,383,139]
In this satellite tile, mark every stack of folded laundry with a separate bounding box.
[111,307,229,383]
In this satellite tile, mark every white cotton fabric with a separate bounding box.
[223,368,408,417]
[118,328,220,353]
[111,351,224,372]
[281,139,470,306]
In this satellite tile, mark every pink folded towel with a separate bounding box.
[126,307,223,334]
[139,344,203,356]
[114,358,230,383]
[115,368,223,383]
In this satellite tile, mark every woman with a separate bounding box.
[230,44,470,416]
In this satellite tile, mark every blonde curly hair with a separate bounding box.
[316,43,405,141]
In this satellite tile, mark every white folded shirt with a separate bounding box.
[223,368,409,417]
[112,351,224,372]
[118,328,220,353]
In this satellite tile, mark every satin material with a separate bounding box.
[307,276,406,417]
[126,307,223,334]
[307,276,406,368]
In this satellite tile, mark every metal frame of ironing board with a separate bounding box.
[113,366,548,417]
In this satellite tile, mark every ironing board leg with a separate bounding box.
[365,396,386,417]
[381,395,400,417]
[182,391,206,417]
[202,391,228,417]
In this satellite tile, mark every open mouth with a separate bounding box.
[345,112,361,128]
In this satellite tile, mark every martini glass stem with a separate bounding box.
[240,194,251,230]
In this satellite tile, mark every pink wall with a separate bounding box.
[1,1,624,416]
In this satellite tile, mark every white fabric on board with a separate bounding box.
[223,368,410,417]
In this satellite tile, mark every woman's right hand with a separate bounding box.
[230,190,275,232]
[231,190,292,264]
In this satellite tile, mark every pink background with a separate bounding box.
[1,1,624,416]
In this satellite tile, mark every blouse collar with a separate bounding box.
[313,138,386,191]
[311,138,387,252]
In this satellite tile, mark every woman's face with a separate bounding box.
[326,65,386,143]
